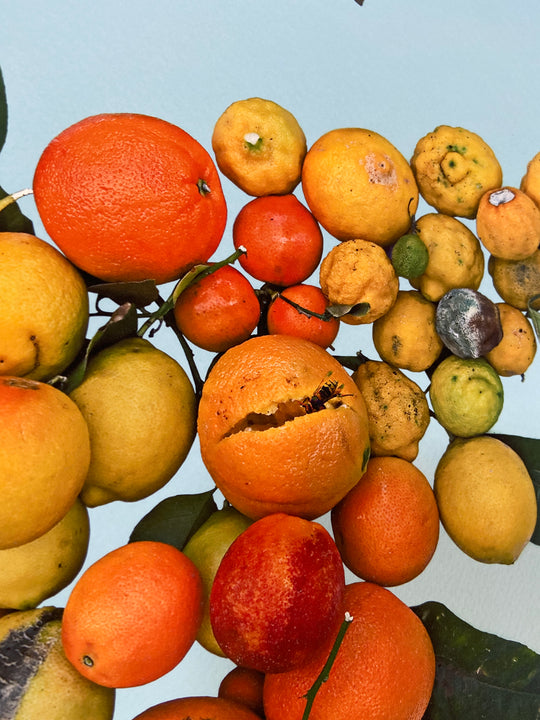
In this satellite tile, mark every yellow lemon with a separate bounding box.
[484,303,537,377]
[520,150,540,208]
[0,377,90,549]
[0,606,115,719]
[69,337,197,506]
[434,436,537,564]
[301,127,418,246]
[0,498,89,610]
[212,97,307,196]
[410,213,485,302]
[411,125,503,218]
[429,356,503,437]
[0,232,89,381]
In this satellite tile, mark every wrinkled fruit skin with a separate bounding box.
[435,287,503,358]
[209,513,345,674]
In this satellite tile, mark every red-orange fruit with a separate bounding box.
[209,513,345,674]
[218,666,266,717]
[33,113,227,284]
[132,695,263,720]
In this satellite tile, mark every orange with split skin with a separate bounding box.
[197,334,370,520]
[476,186,540,260]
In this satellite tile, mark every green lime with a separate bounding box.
[391,233,429,279]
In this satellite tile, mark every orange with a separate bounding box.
[33,113,227,284]
[218,666,265,717]
[197,334,371,520]
[132,696,263,720]
[476,186,540,260]
[61,541,203,688]
[232,194,323,286]
[521,150,540,208]
[331,456,440,586]
[0,376,90,549]
[263,581,436,720]
[301,127,418,246]
[173,264,261,353]
[266,283,340,348]
[484,302,537,377]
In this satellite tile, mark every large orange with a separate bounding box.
[197,334,371,519]
[61,541,203,688]
[263,581,435,720]
[331,456,440,586]
[33,113,227,284]
[132,696,263,720]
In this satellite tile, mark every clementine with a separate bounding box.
[209,513,345,674]
[197,334,371,519]
[331,456,440,586]
[132,696,263,720]
[173,264,260,353]
[218,666,265,717]
[33,113,227,284]
[232,194,323,286]
[266,283,340,348]
[61,541,203,688]
[263,581,436,720]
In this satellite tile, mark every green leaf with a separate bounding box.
[0,66,7,153]
[55,302,138,394]
[88,279,160,309]
[487,433,540,545]
[128,490,218,551]
[326,302,370,319]
[528,294,540,344]
[413,601,540,719]
[0,186,34,234]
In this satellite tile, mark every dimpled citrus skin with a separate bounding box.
[476,186,540,260]
[132,696,263,720]
[197,334,371,520]
[484,302,537,377]
[488,249,540,310]
[521,150,540,208]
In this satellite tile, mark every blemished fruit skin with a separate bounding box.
[0,607,115,720]
[209,513,345,674]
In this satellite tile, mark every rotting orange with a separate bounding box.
[232,194,323,287]
[331,456,440,586]
[266,283,340,348]
[132,695,263,720]
[263,581,435,720]
[218,666,266,717]
[33,113,227,284]
[173,264,261,353]
[197,334,371,520]
[61,541,203,688]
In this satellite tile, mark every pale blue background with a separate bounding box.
[1,2,539,718]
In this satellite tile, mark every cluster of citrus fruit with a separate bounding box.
[0,97,539,720]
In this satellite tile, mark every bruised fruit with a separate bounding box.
[209,513,345,674]
[476,186,540,260]
[435,288,503,359]
[484,303,537,377]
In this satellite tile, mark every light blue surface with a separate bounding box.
[1,2,539,718]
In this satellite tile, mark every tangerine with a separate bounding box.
[218,666,265,717]
[263,581,435,720]
[173,264,261,353]
[232,194,323,286]
[132,696,263,720]
[33,113,227,284]
[197,334,371,520]
[61,541,203,688]
[266,283,339,348]
[331,456,440,586]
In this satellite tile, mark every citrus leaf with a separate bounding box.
[486,433,540,545]
[0,186,34,234]
[0,66,7,153]
[326,302,370,319]
[528,294,540,343]
[88,279,160,308]
[128,490,218,551]
[413,601,540,719]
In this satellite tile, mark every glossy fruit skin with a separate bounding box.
[232,194,323,286]
[33,113,227,284]
[209,513,345,674]
[173,265,261,353]
[218,666,265,717]
[266,283,339,348]
[263,581,435,720]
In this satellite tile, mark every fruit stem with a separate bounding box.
[301,612,353,720]
[0,187,32,213]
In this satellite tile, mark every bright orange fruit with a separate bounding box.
[132,696,263,720]
[218,666,265,717]
[33,113,227,284]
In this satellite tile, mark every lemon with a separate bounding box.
[0,377,90,550]
[390,233,429,279]
[69,337,197,506]
[0,607,115,719]
[429,356,503,438]
[435,436,537,563]
[183,505,252,656]
[212,97,307,196]
[0,499,89,610]
[0,232,89,382]
[520,150,540,209]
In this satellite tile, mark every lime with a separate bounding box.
[391,233,429,279]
